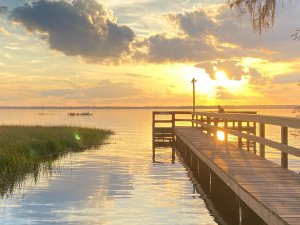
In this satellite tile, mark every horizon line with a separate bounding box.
[0,105,297,109]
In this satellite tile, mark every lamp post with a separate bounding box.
[191,78,197,128]
[191,78,197,112]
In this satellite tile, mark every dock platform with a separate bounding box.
[152,111,300,225]
[175,127,300,225]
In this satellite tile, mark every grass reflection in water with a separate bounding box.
[0,126,113,197]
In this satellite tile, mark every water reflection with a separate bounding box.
[1,108,298,224]
[0,154,61,198]
[0,109,219,225]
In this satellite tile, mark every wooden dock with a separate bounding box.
[152,111,300,225]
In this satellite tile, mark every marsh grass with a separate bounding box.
[0,126,113,197]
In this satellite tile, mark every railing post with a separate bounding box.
[246,122,250,151]
[207,116,211,135]
[259,123,265,158]
[201,115,204,131]
[281,126,288,168]
[172,112,175,141]
[214,118,218,139]
[253,122,257,154]
[224,119,228,143]
[238,121,242,148]
[192,112,194,128]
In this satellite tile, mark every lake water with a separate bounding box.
[0,108,299,225]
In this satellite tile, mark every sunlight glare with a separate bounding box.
[215,70,228,83]
[172,65,253,105]
[217,131,225,141]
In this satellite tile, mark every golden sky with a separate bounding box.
[0,0,299,106]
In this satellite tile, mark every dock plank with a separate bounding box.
[174,127,300,225]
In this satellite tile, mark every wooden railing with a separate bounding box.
[192,112,300,169]
[152,111,191,149]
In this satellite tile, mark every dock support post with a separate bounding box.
[197,158,200,178]
[207,117,211,135]
[172,113,176,163]
[281,126,288,168]
[239,199,243,225]
[190,150,193,166]
[152,112,155,161]
[259,123,265,158]
[209,172,212,194]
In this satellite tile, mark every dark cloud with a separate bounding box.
[215,5,300,61]
[10,0,135,62]
[167,9,215,38]
[272,73,300,84]
[7,1,300,65]
[131,7,248,63]
[133,34,216,63]
[0,6,8,14]
[149,5,300,63]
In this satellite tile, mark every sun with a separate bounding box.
[171,65,251,102]
[215,70,228,83]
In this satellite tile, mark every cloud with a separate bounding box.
[10,0,135,62]
[54,78,80,89]
[133,34,216,63]
[167,9,215,38]
[195,60,267,84]
[0,6,8,14]
[0,27,9,36]
[272,73,300,84]
[7,1,300,65]
[39,80,142,99]
[125,73,150,78]
[139,5,300,63]
[131,6,251,63]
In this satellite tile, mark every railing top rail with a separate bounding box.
[193,111,300,129]
[153,111,191,115]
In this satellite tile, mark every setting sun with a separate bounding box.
[176,66,251,103]
[215,70,228,83]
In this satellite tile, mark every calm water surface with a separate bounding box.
[0,109,219,225]
[0,108,299,225]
